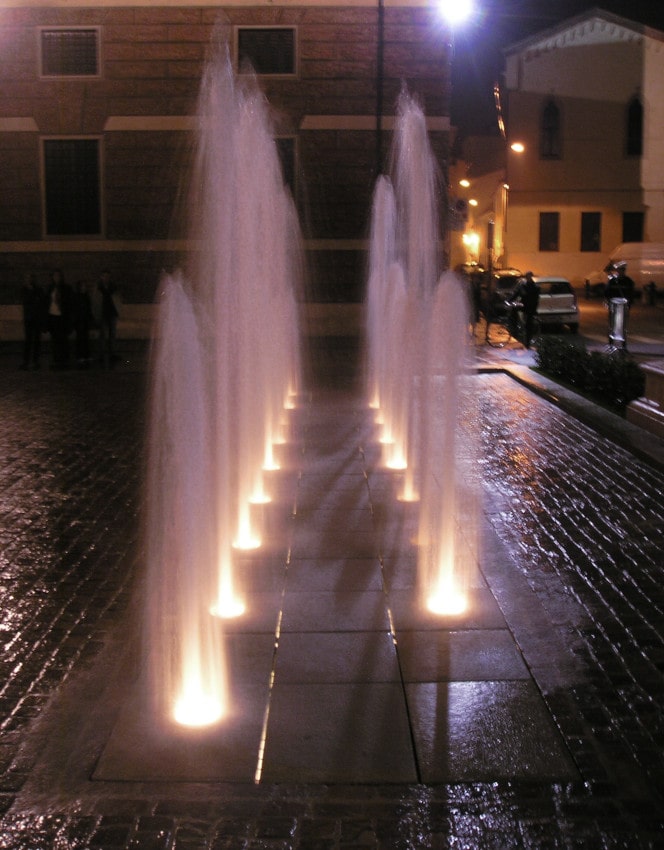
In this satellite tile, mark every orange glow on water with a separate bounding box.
[426,583,467,615]
[210,596,246,618]
[263,439,281,472]
[250,491,271,505]
[397,485,418,502]
[233,502,261,549]
[385,445,407,470]
[211,553,246,618]
[173,688,225,727]
[425,540,468,615]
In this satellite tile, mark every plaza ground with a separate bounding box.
[0,305,663,848]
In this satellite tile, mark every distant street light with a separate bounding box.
[437,0,475,266]
[510,141,525,153]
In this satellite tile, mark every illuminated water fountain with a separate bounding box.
[366,92,479,614]
[145,46,302,727]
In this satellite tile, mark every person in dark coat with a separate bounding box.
[605,262,636,306]
[20,272,47,370]
[93,270,120,366]
[46,268,73,369]
[514,271,540,349]
[72,280,94,367]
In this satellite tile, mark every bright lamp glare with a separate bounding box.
[437,0,474,25]
[173,692,224,727]
[427,587,467,616]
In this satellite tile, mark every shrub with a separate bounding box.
[534,336,645,410]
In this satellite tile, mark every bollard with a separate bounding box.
[608,297,629,350]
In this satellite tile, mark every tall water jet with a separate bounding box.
[145,273,227,727]
[366,90,479,611]
[417,272,479,615]
[145,43,303,726]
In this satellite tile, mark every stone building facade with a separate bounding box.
[503,8,664,283]
[0,0,450,312]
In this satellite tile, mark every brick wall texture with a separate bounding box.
[0,4,450,303]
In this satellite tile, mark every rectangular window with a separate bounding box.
[40,28,99,77]
[622,211,644,243]
[580,212,601,252]
[43,138,102,236]
[237,28,296,75]
[539,212,559,252]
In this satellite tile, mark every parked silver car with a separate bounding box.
[531,276,579,332]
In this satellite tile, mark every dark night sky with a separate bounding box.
[450,0,664,135]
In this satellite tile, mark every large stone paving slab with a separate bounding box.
[93,682,268,782]
[260,682,418,783]
[408,679,580,783]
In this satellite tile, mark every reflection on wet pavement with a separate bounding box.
[0,363,663,846]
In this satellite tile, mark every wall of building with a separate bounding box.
[0,1,450,312]
[503,18,664,285]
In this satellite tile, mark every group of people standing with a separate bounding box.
[20,269,120,370]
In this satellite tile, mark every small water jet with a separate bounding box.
[366,91,479,613]
[145,44,303,727]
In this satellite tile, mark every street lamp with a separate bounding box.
[435,0,475,266]
[436,0,474,25]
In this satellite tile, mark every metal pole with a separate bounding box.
[608,297,629,350]
[375,0,385,177]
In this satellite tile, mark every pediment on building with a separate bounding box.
[505,8,664,59]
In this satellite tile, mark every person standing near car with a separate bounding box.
[605,262,635,306]
[514,271,540,349]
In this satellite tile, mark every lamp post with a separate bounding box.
[436,0,475,266]
[502,140,525,284]
[375,0,385,176]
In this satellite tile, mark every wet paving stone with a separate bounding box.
[1,359,664,847]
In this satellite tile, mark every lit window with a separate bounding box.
[43,138,102,236]
[40,28,99,77]
[237,28,296,75]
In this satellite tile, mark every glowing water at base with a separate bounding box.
[366,92,480,614]
[145,46,302,727]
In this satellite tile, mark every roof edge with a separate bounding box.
[503,7,664,56]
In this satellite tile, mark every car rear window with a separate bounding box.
[541,281,572,295]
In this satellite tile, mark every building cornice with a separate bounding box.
[505,7,664,56]
[0,0,434,7]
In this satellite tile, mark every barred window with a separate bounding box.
[41,28,99,77]
[43,138,102,236]
[539,212,559,252]
[580,212,601,252]
[626,97,643,157]
[237,28,296,75]
[622,211,644,243]
[540,99,561,159]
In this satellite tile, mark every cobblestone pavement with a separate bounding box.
[0,346,663,849]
